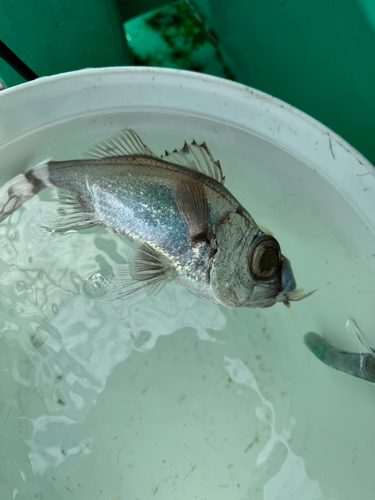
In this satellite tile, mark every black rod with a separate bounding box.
[0,40,38,81]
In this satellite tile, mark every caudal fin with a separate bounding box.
[0,163,52,224]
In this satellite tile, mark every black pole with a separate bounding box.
[0,40,38,81]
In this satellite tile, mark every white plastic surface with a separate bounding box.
[0,68,374,500]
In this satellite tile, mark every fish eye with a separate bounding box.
[248,235,281,280]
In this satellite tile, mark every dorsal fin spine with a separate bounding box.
[162,138,225,185]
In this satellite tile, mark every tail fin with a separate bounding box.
[0,163,52,224]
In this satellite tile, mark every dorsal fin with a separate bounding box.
[83,129,157,160]
[161,140,225,185]
[83,130,225,185]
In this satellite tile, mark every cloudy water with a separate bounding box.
[0,112,374,499]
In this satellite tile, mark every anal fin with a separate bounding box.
[42,190,99,233]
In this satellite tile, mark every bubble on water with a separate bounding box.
[82,270,114,299]
[17,281,25,291]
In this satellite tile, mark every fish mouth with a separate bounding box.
[276,256,314,306]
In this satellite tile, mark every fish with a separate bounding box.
[0,129,311,308]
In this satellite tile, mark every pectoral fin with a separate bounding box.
[110,241,175,300]
[175,176,209,244]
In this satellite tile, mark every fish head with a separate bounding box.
[210,215,311,308]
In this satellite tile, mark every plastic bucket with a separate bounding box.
[0,68,374,499]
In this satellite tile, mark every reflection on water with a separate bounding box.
[225,357,321,500]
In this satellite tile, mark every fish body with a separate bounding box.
[0,130,309,308]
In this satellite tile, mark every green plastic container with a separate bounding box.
[1,0,374,163]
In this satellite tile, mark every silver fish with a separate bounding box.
[0,129,310,308]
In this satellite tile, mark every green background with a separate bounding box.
[1,0,374,165]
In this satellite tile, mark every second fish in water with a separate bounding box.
[0,129,311,308]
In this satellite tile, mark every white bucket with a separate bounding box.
[0,68,374,500]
